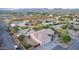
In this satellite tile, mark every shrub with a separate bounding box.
[34,24,43,30]
[12,26,19,33]
[43,24,50,29]
[61,34,71,44]
[58,28,71,44]
[24,44,32,49]
[61,25,67,29]
[73,27,79,31]
[18,35,25,41]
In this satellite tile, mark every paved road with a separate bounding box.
[67,40,79,50]
[0,22,17,49]
[53,39,79,50]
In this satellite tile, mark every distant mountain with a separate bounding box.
[13,8,49,12]
[0,8,15,11]
[48,8,79,14]
[0,8,49,12]
[0,8,79,14]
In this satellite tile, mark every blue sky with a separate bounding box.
[0,0,79,8]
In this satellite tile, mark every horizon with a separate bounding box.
[0,8,79,10]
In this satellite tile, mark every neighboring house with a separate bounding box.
[42,20,54,25]
[10,23,26,27]
[10,20,31,27]
[69,21,73,24]
[73,25,79,30]
[73,18,77,21]
[16,29,29,37]
[73,21,79,25]
[28,29,54,46]
[16,23,26,27]
[49,14,53,16]
[73,18,79,21]
[10,23,16,27]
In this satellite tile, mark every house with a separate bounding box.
[49,14,53,16]
[28,29,54,46]
[10,20,31,27]
[73,25,79,30]
[73,18,77,21]
[68,21,73,24]
[42,20,54,25]
[10,23,16,27]
[16,29,29,37]
[72,21,79,25]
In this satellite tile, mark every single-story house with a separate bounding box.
[10,23,16,27]
[16,29,29,37]
[28,29,55,46]
[73,21,79,25]
[10,20,31,27]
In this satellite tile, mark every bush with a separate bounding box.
[73,27,79,31]
[24,44,32,49]
[43,24,50,29]
[18,35,25,41]
[58,28,71,44]
[34,24,43,30]
[61,34,71,44]
[58,28,68,34]
[34,24,51,30]
[61,25,67,29]
[12,26,19,33]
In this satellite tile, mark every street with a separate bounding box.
[0,22,19,50]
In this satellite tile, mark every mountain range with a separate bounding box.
[0,8,79,13]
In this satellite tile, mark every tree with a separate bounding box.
[66,15,73,20]
[61,34,71,44]
[43,24,50,29]
[18,35,25,41]
[34,24,43,30]
[59,17,64,21]
[24,44,32,49]
[61,25,68,29]
[58,28,71,44]
[12,26,19,33]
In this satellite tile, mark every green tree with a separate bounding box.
[61,25,68,29]
[24,44,32,49]
[12,26,19,33]
[34,24,43,30]
[58,28,71,44]
[18,35,25,41]
[61,34,71,44]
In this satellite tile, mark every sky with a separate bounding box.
[0,0,79,8]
